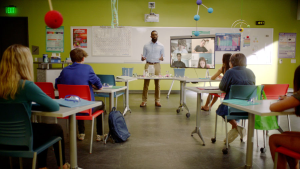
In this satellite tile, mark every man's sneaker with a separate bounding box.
[78,134,85,141]
[224,128,239,143]
[237,125,246,140]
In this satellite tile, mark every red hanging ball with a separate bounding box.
[44,10,63,29]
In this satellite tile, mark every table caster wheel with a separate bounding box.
[176,108,181,113]
[186,113,190,118]
[211,138,216,143]
[240,138,243,142]
[222,148,228,154]
[260,147,266,153]
[166,96,169,99]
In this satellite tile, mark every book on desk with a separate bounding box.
[197,86,220,90]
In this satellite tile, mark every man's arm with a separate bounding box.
[159,46,165,61]
[142,45,147,61]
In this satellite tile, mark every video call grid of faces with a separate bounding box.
[170,38,215,69]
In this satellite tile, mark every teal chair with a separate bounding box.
[0,103,63,169]
[95,74,125,109]
[211,85,263,154]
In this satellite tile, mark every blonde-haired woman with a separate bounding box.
[0,44,69,169]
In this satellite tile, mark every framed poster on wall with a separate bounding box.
[46,26,64,52]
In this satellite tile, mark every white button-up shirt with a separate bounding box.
[143,41,165,63]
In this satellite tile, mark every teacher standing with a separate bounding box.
[140,30,165,107]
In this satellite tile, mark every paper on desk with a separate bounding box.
[102,86,124,89]
[222,99,260,106]
[54,99,97,108]
[197,86,219,90]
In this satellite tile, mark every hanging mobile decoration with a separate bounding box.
[44,0,63,29]
[231,0,250,32]
[193,0,213,36]
[111,0,119,28]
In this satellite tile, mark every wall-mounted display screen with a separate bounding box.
[170,35,215,69]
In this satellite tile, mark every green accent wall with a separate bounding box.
[1,0,299,90]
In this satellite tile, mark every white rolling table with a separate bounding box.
[185,87,224,145]
[222,100,295,169]
[32,101,102,169]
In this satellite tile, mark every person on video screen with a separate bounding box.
[172,53,186,68]
[194,39,209,53]
[198,57,210,68]
[173,39,188,54]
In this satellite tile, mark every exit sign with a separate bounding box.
[5,6,16,14]
[256,21,265,25]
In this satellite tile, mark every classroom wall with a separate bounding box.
[1,0,299,90]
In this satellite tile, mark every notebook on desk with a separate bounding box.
[54,99,97,108]
[102,86,124,89]
[197,86,220,90]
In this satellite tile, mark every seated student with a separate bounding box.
[217,53,255,143]
[201,53,231,111]
[0,44,69,169]
[269,65,300,169]
[171,53,186,68]
[198,57,210,68]
[55,48,105,142]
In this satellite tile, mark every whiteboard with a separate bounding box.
[71,27,273,65]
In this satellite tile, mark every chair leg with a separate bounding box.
[19,157,23,169]
[256,129,259,147]
[32,153,37,169]
[123,94,125,108]
[90,118,95,154]
[263,130,266,151]
[115,96,118,109]
[274,152,278,169]
[287,115,291,131]
[38,116,42,123]
[9,157,13,169]
[55,117,58,124]
[59,140,63,168]
[213,113,218,141]
[225,116,229,149]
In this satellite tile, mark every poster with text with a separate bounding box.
[278,33,296,58]
[46,26,64,52]
[215,33,241,51]
[73,29,88,48]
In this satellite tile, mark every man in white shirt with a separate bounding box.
[140,30,165,107]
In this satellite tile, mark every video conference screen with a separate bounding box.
[170,35,215,69]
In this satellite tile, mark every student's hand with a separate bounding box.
[141,54,146,61]
[279,95,287,100]
[159,54,164,61]
[92,85,101,90]
[218,75,223,79]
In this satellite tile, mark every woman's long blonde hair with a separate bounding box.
[0,44,33,99]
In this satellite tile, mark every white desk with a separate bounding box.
[185,87,224,145]
[222,100,295,169]
[32,101,102,169]
[116,77,137,115]
[94,86,127,115]
[116,76,220,117]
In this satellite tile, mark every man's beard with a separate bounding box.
[152,38,157,43]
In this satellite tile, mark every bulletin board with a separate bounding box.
[70,27,273,65]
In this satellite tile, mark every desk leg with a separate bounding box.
[109,93,114,111]
[69,114,79,169]
[123,81,131,116]
[191,93,205,146]
[245,113,255,169]
[177,81,189,116]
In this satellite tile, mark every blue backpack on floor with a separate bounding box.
[108,107,130,143]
